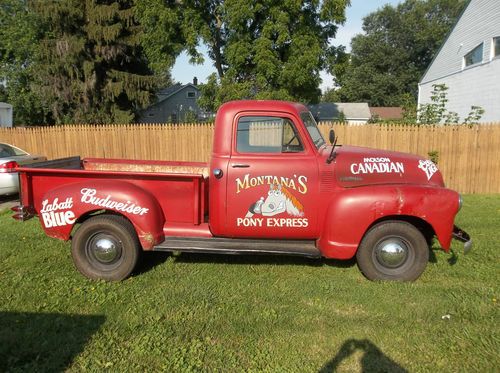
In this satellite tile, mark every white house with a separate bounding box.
[418,0,500,123]
[0,102,13,127]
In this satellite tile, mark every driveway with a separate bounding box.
[0,194,18,213]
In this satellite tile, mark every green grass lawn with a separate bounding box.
[0,195,498,372]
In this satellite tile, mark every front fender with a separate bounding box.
[36,180,164,249]
[317,185,460,259]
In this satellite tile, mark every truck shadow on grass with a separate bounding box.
[0,312,105,372]
[429,246,459,266]
[135,251,356,276]
[319,338,408,373]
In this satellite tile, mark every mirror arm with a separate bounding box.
[326,138,337,164]
[326,128,337,164]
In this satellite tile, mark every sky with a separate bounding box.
[171,0,402,92]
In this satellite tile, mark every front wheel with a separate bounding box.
[71,215,140,281]
[356,221,429,281]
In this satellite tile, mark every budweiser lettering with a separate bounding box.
[80,188,149,215]
[40,197,76,228]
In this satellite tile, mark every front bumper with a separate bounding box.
[452,225,472,254]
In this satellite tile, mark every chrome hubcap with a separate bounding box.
[375,238,409,268]
[88,234,121,264]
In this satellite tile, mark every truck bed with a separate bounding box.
[17,156,210,229]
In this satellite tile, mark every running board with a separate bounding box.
[153,237,321,258]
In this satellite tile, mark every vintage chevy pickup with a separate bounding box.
[12,100,471,281]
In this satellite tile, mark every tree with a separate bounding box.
[1,0,168,125]
[139,0,351,109]
[331,0,466,106]
[31,0,163,124]
[321,87,342,103]
[0,0,47,124]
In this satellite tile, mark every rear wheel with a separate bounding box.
[356,221,429,281]
[71,215,140,281]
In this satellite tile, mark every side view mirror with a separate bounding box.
[329,129,336,145]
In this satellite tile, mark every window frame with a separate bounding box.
[492,37,500,60]
[186,91,197,99]
[233,115,306,155]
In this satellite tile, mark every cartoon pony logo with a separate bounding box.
[245,183,304,218]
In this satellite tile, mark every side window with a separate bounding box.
[236,116,304,154]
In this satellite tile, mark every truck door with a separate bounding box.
[225,113,319,239]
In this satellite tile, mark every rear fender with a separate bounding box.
[317,185,460,259]
[36,180,164,249]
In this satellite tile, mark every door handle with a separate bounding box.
[231,163,250,168]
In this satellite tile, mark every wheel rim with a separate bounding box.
[374,238,410,269]
[86,232,123,268]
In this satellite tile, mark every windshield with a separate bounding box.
[300,111,325,149]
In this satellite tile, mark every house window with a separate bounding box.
[464,43,483,67]
[493,37,500,58]
[187,91,196,98]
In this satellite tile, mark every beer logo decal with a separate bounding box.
[236,175,309,228]
[418,159,438,180]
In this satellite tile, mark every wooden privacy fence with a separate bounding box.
[0,122,499,194]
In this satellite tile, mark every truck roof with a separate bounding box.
[218,100,308,115]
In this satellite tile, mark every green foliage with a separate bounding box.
[0,195,498,371]
[418,84,450,124]
[0,0,48,124]
[331,0,466,106]
[1,0,165,125]
[198,73,220,113]
[143,0,351,110]
[427,150,439,165]
[184,109,198,123]
[32,0,163,124]
[337,110,347,124]
[321,87,342,103]
[464,106,486,127]
[133,0,189,74]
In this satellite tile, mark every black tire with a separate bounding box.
[356,221,429,281]
[71,215,141,281]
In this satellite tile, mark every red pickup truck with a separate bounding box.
[12,100,471,281]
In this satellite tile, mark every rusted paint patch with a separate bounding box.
[139,232,156,250]
[395,187,404,214]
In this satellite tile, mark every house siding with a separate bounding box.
[421,0,500,84]
[419,59,500,122]
[418,0,500,123]
[139,85,200,123]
